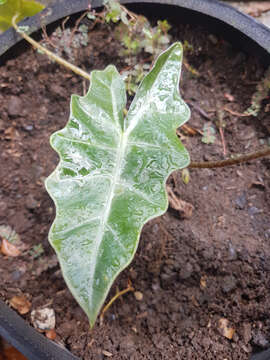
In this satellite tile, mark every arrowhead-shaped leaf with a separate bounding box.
[45,42,190,326]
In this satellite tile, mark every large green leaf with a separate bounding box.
[45,42,190,326]
[0,0,44,31]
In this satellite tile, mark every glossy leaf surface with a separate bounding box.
[0,0,44,31]
[45,42,190,326]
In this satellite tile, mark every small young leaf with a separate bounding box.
[120,11,129,26]
[142,27,152,39]
[87,13,96,21]
[105,0,122,23]
[244,66,270,117]
[0,0,44,31]
[202,122,216,144]
[45,42,190,326]
[157,20,171,33]
[21,0,44,17]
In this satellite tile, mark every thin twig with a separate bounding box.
[223,106,250,117]
[183,60,200,77]
[41,24,57,48]
[189,147,270,168]
[219,126,227,156]
[216,108,227,156]
[120,5,138,21]
[186,100,212,121]
[68,11,89,47]
[12,13,91,81]
[61,16,70,32]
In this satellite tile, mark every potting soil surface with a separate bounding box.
[0,16,270,360]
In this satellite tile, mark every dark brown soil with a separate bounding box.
[0,13,270,360]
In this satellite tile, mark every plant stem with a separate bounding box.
[100,281,134,324]
[189,147,270,169]
[12,13,91,81]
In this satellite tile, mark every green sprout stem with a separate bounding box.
[12,13,91,81]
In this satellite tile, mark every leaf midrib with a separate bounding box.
[82,63,170,306]
[87,83,128,306]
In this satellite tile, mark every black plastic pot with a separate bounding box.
[0,299,79,359]
[0,0,270,62]
[0,1,270,359]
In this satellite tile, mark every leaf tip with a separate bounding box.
[167,41,183,58]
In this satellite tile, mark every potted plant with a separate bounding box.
[0,1,269,359]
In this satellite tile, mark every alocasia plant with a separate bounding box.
[45,42,190,326]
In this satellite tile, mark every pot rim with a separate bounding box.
[0,1,269,359]
[0,0,270,58]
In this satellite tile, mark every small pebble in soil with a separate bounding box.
[0,201,7,212]
[222,275,237,293]
[208,34,218,45]
[120,335,136,352]
[134,291,143,301]
[0,119,5,131]
[31,164,44,180]
[179,262,193,280]
[242,322,252,344]
[7,96,22,117]
[24,125,33,132]
[49,84,66,98]
[248,206,262,216]
[202,247,214,260]
[25,194,38,210]
[252,330,270,349]
[31,307,55,331]
[198,293,211,305]
[228,243,238,261]
[11,269,25,281]
[151,281,160,292]
[232,52,246,67]
[235,192,247,209]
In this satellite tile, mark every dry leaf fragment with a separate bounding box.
[224,93,234,102]
[136,311,148,319]
[219,318,235,340]
[191,295,199,307]
[45,329,57,340]
[200,276,207,289]
[181,124,201,136]
[167,186,194,219]
[102,350,113,357]
[1,238,21,257]
[10,295,31,315]
[250,180,265,189]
